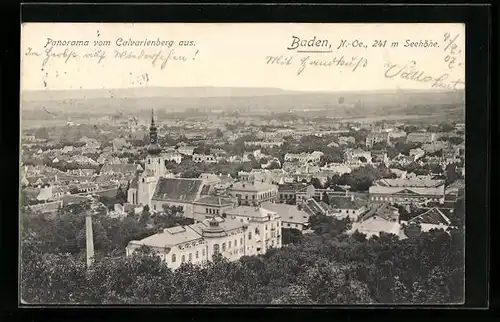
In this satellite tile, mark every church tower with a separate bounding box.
[144,109,168,178]
[129,110,168,208]
[147,109,162,155]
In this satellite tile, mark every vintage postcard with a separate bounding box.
[20,23,465,305]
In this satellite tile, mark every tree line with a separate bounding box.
[20,199,464,305]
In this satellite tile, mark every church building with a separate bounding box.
[127,110,174,207]
[127,110,213,213]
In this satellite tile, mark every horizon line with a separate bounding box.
[22,86,465,93]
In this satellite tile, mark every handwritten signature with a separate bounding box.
[384,60,464,90]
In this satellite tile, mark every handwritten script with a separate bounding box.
[265,54,368,76]
[265,34,464,90]
[24,37,199,71]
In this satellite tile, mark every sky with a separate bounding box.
[21,23,465,93]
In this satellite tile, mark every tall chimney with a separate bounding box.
[85,213,95,268]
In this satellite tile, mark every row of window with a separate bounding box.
[183,240,205,248]
[285,222,301,229]
[371,195,441,202]
[172,248,206,263]
[280,194,295,200]
[193,157,216,162]
[235,192,276,200]
[169,241,272,264]
[205,208,220,215]
[214,237,245,254]
[339,209,358,214]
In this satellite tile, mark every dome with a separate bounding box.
[201,217,226,238]
[147,143,162,155]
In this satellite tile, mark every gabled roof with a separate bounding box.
[374,178,444,188]
[199,173,221,183]
[132,224,203,247]
[26,176,44,184]
[101,163,140,174]
[329,196,367,210]
[28,201,62,213]
[93,174,119,183]
[61,194,92,206]
[393,188,418,194]
[194,196,234,207]
[360,203,399,222]
[350,220,400,236]
[152,178,204,202]
[408,207,451,225]
[225,206,277,219]
[303,198,335,216]
[278,183,310,192]
[261,202,309,224]
[230,181,277,192]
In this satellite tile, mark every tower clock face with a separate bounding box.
[150,137,155,143]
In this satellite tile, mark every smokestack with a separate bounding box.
[85,213,95,268]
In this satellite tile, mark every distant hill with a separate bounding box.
[21,87,296,101]
[21,87,465,120]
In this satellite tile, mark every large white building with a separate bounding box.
[224,206,282,253]
[369,178,445,204]
[284,151,324,164]
[230,181,278,206]
[126,208,282,270]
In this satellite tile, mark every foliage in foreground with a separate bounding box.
[21,221,464,305]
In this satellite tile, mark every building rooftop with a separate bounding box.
[360,203,399,222]
[152,178,204,202]
[261,202,309,224]
[199,173,222,183]
[350,220,400,236]
[329,196,367,210]
[408,207,451,226]
[61,194,91,206]
[303,198,335,216]
[28,200,62,213]
[194,195,234,207]
[367,132,389,138]
[225,206,278,219]
[231,181,277,192]
[278,183,310,192]
[374,178,445,188]
[131,216,248,249]
[132,225,203,248]
[101,163,141,174]
[369,184,445,196]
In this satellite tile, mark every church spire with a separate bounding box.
[147,109,161,155]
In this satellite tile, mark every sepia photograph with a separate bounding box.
[19,23,465,305]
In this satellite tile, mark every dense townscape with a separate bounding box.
[20,108,465,304]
